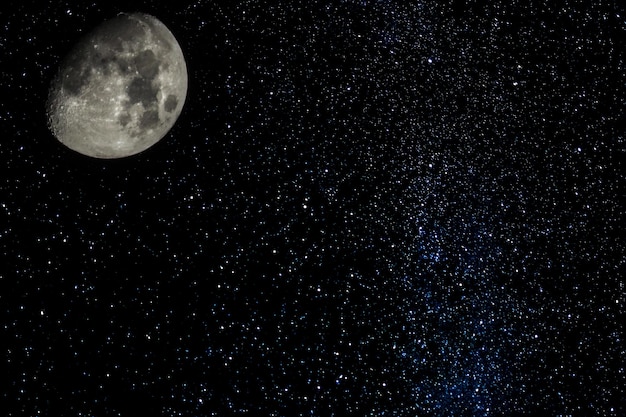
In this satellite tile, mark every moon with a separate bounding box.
[47,13,188,159]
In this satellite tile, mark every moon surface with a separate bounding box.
[47,13,187,158]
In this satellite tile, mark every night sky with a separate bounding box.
[1,1,625,416]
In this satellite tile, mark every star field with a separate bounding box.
[1,0,625,416]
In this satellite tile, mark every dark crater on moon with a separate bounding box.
[115,58,134,76]
[127,77,158,107]
[126,48,160,109]
[134,49,159,78]
[140,110,160,129]
[120,50,163,134]
[119,112,131,127]
[164,95,178,112]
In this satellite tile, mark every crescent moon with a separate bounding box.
[47,13,188,159]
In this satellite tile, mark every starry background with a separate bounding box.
[1,0,625,416]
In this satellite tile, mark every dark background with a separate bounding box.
[1,0,624,415]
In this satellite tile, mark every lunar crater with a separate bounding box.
[134,49,160,79]
[127,77,159,107]
[164,95,178,112]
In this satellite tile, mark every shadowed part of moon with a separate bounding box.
[97,16,147,52]
[61,48,93,96]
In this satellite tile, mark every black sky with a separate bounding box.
[1,1,625,416]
